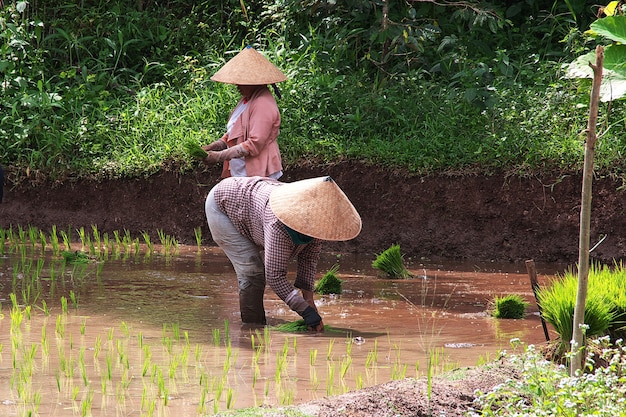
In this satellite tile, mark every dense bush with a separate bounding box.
[2,0,625,181]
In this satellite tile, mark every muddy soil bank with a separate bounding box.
[1,161,625,264]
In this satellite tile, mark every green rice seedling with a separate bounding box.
[340,355,352,380]
[28,225,38,251]
[69,290,78,309]
[91,225,101,256]
[490,294,529,319]
[314,264,343,294]
[38,230,47,254]
[372,244,412,279]
[171,323,180,341]
[79,347,88,386]
[77,227,87,250]
[326,362,336,396]
[81,389,94,417]
[133,238,140,257]
[326,339,335,361]
[212,328,221,347]
[365,339,379,368]
[49,225,60,255]
[194,226,202,250]
[141,231,153,256]
[226,387,235,409]
[184,140,208,159]
[60,229,71,251]
[310,348,318,366]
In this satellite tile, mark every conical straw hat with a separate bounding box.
[269,176,362,241]
[211,46,287,85]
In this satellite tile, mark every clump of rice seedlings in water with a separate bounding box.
[61,250,90,264]
[314,264,343,295]
[490,294,529,319]
[372,244,412,279]
[184,140,208,159]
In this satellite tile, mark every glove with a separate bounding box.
[204,144,249,164]
[202,140,227,152]
[301,306,322,328]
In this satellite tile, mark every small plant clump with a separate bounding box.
[372,244,412,279]
[274,320,331,333]
[184,140,208,159]
[490,294,529,319]
[61,250,91,264]
[314,264,343,295]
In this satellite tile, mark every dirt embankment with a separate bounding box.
[1,161,625,264]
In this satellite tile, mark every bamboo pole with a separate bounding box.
[570,45,603,376]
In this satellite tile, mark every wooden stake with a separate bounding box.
[525,259,550,341]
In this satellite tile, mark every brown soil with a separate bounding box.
[254,360,521,417]
[2,160,625,264]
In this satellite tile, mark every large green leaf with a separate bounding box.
[566,44,626,101]
[590,16,626,44]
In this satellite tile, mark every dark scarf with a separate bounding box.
[284,224,313,245]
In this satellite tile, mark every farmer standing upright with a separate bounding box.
[202,46,286,179]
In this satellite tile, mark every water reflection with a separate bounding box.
[0,245,565,416]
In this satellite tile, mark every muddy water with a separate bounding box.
[0,246,566,416]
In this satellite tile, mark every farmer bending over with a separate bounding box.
[205,176,361,332]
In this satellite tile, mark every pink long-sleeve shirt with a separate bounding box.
[222,86,283,178]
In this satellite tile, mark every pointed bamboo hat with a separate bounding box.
[269,176,362,241]
[210,46,287,85]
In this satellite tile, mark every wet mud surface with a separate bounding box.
[1,161,626,264]
[0,246,560,416]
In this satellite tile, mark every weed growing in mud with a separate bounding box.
[470,338,626,416]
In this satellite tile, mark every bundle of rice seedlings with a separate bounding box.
[372,243,412,279]
[61,250,90,264]
[184,140,208,159]
[490,294,529,319]
[275,319,310,332]
[274,320,332,332]
[314,264,343,294]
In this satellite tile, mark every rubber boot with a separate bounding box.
[238,279,266,325]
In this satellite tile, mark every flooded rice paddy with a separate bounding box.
[0,235,565,416]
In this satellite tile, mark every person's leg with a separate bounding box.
[205,187,266,324]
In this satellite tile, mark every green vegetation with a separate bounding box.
[314,264,343,295]
[537,263,626,354]
[184,140,208,159]
[274,320,333,333]
[2,1,625,182]
[471,339,626,416]
[490,294,529,319]
[372,244,412,279]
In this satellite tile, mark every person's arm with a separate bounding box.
[264,229,324,331]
